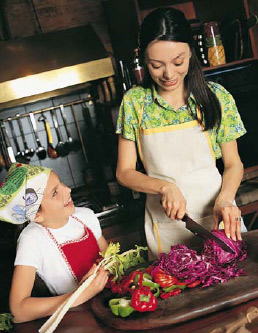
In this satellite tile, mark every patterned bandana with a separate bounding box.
[0,163,51,224]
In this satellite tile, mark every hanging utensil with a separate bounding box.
[0,121,16,166]
[29,113,47,160]
[102,79,112,103]
[59,104,81,152]
[51,109,68,157]
[71,104,87,164]
[107,76,117,101]
[0,124,8,169]
[7,117,29,163]
[38,114,58,159]
[16,114,35,159]
[0,124,10,169]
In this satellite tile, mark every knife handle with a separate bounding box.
[182,214,188,222]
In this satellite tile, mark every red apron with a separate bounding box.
[46,215,100,282]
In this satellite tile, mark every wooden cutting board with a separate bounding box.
[91,230,258,330]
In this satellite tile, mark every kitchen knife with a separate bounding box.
[182,214,235,253]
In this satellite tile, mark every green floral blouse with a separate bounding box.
[116,82,246,159]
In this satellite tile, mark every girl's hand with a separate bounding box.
[80,264,108,288]
[87,266,109,297]
[160,182,187,220]
[213,199,242,241]
[73,265,108,307]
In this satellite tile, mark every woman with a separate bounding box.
[116,7,247,259]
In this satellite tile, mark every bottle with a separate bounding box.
[203,21,226,67]
[132,48,145,85]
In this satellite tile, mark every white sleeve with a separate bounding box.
[14,233,41,269]
[75,207,102,240]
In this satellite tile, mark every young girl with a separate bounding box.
[0,163,108,323]
[116,7,247,259]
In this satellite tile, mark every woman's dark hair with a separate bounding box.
[139,7,221,130]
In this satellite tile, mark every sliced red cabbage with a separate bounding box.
[153,230,247,287]
[202,230,247,266]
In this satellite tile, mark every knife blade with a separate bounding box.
[182,214,235,254]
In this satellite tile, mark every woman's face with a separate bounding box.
[36,171,75,228]
[145,40,191,94]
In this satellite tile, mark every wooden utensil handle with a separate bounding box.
[45,121,53,144]
[108,76,116,100]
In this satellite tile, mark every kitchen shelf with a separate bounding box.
[203,57,258,72]
[103,0,258,70]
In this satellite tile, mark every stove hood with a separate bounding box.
[0,24,114,109]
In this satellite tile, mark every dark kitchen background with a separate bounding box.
[0,0,258,313]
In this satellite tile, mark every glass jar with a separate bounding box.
[203,21,226,67]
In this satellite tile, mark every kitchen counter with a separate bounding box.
[12,297,258,332]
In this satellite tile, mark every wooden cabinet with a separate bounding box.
[103,0,258,70]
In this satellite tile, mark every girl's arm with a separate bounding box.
[213,139,244,240]
[9,264,108,323]
[98,235,108,252]
[116,135,186,220]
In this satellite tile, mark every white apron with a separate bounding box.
[137,102,244,260]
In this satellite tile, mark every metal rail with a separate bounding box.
[1,96,94,122]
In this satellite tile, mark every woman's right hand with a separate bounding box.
[160,182,187,220]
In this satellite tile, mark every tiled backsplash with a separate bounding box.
[0,90,97,188]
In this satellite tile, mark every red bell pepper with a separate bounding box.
[187,280,201,288]
[152,269,179,288]
[131,270,158,312]
[131,286,158,312]
[107,271,143,295]
[160,288,182,299]
[121,270,142,292]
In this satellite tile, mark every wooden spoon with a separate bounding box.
[38,114,58,159]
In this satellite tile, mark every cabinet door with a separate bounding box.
[102,0,139,63]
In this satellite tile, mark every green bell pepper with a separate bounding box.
[134,272,152,285]
[133,272,160,297]
[109,297,135,317]
[162,284,186,293]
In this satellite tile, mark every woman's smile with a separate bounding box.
[159,78,178,87]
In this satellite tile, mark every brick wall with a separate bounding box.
[3,0,112,54]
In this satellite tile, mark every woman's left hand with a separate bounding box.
[213,199,242,241]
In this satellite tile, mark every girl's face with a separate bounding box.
[35,171,75,228]
[145,40,191,95]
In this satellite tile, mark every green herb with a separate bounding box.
[100,242,148,281]
[0,313,13,331]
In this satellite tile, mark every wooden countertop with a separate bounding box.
[12,298,258,333]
